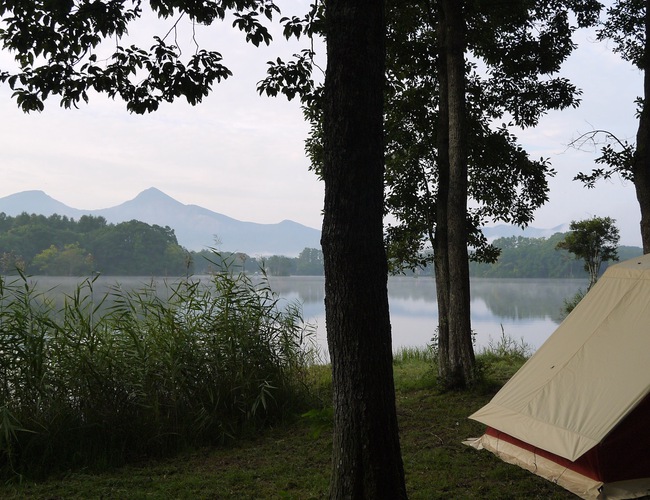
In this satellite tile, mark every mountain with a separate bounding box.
[0,190,86,220]
[482,223,570,241]
[0,189,575,255]
[0,188,321,256]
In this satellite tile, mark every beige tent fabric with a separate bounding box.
[465,434,650,500]
[464,434,603,499]
[469,254,650,462]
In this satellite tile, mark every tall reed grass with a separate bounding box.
[0,259,317,478]
[474,326,531,386]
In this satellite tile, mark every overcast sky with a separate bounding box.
[0,3,644,246]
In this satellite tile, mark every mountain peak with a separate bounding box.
[0,190,78,216]
[132,187,180,203]
[6,189,50,200]
[0,188,321,254]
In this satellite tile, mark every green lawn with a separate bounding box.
[0,354,576,499]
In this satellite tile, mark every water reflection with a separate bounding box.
[16,275,586,357]
[267,276,586,355]
[471,278,582,323]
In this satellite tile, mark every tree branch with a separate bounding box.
[567,128,630,153]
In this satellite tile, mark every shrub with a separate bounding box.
[562,288,586,317]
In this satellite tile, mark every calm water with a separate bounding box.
[17,275,585,359]
[264,276,585,358]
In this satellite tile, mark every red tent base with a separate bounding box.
[464,431,650,500]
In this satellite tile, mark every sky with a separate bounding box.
[0,3,645,247]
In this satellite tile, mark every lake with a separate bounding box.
[16,275,586,360]
[265,276,585,359]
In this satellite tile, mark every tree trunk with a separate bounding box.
[436,0,476,389]
[435,0,452,383]
[635,0,650,254]
[321,1,407,498]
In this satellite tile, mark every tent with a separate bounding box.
[465,254,650,499]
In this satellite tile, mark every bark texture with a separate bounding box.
[436,0,476,388]
[635,0,650,254]
[321,1,407,498]
[435,0,452,383]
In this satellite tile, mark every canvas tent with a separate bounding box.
[466,254,650,499]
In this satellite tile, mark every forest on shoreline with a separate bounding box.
[0,212,642,279]
[0,212,324,277]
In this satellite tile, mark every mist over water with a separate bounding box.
[266,276,586,359]
[20,275,586,361]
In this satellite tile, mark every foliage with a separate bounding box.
[410,233,641,279]
[555,216,620,289]
[0,252,25,275]
[0,0,284,113]
[262,254,295,276]
[192,247,325,276]
[382,0,602,272]
[6,208,635,280]
[0,259,317,478]
[571,129,636,188]
[480,328,532,360]
[393,345,437,365]
[89,220,187,275]
[468,234,639,279]
[0,213,80,270]
[469,233,581,278]
[464,328,532,393]
[598,0,646,67]
[189,249,240,274]
[31,243,93,276]
[0,211,325,277]
[571,2,650,251]
[258,1,598,271]
[562,288,586,317]
[0,213,188,276]
[295,247,324,275]
[392,346,438,392]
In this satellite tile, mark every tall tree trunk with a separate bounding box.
[322,1,407,498]
[437,0,475,388]
[635,0,650,254]
[435,0,452,383]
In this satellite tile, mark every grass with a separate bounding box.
[0,347,576,499]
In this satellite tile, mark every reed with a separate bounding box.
[0,258,316,478]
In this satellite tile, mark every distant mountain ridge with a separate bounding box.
[0,188,321,256]
[0,188,575,255]
[482,223,571,241]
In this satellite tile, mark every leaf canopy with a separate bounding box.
[0,0,282,113]
[383,0,601,271]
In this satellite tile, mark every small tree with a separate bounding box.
[556,216,620,289]
[31,243,94,276]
